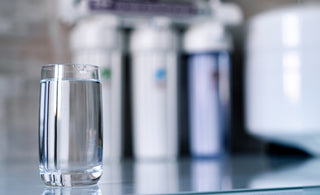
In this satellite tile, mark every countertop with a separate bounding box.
[2,155,320,194]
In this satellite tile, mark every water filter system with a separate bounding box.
[184,1,242,157]
[65,0,242,160]
[130,18,179,160]
[70,15,124,161]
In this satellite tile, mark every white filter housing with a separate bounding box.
[246,5,320,155]
[184,21,231,52]
[130,18,178,160]
[70,15,123,161]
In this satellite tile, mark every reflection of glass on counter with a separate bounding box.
[135,160,178,194]
[191,158,231,192]
[42,185,101,195]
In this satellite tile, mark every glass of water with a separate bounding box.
[39,64,103,186]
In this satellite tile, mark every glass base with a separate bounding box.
[40,165,103,186]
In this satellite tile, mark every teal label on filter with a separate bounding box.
[102,68,112,88]
[102,68,111,79]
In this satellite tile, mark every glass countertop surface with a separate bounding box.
[2,155,320,194]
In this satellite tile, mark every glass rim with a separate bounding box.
[41,63,99,70]
[41,63,101,81]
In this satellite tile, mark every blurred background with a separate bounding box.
[1,0,320,162]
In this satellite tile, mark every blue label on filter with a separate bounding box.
[155,69,166,80]
[155,68,166,87]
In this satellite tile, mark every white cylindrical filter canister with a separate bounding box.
[184,21,232,157]
[130,18,179,160]
[70,15,124,161]
[245,5,320,155]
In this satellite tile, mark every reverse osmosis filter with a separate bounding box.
[70,15,124,161]
[184,22,231,157]
[184,0,242,157]
[130,18,179,160]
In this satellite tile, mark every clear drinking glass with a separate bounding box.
[39,64,103,186]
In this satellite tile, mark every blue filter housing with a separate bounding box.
[184,21,232,158]
[189,52,230,157]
